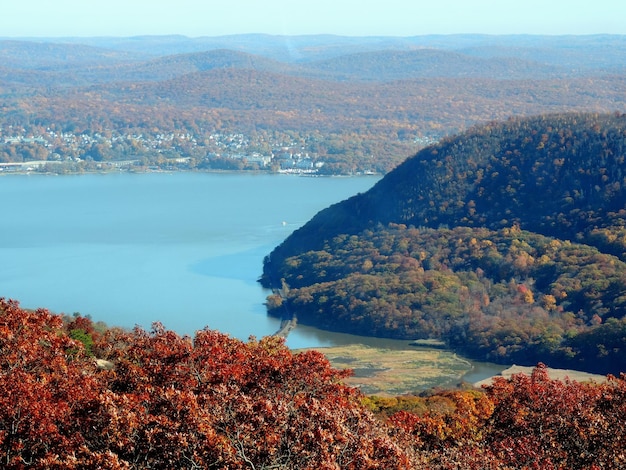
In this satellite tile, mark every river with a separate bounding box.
[1,172,377,342]
[0,172,506,381]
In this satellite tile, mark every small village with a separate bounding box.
[0,122,438,175]
[0,127,331,174]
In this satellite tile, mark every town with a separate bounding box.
[0,125,436,175]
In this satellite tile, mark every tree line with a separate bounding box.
[266,223,626,373]
[3,298,626,468]
[262,113,626,373]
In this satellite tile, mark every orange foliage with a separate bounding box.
[0,298,411,469]
[3,298,626,469]
[389,363,626,469]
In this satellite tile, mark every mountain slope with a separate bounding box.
[78,49,300,83]
[305,49,568,80]
[0,39,146,69]
[35,33,626,69]
[265,113,626,268]
[4,34,625,87]
[262,113,626,373]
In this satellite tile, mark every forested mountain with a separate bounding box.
[305,49,569,81]
[262,113,626,374]
[1,35,626,174]
[3,35,625,85]
[0,39,145,69]
[26,33,626,69]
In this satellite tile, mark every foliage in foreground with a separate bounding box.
[3,298,626,469]
[0,298,410,469]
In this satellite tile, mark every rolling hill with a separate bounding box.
[261,112,626,374]
[24,33,626,69]
[1,35,626,174]
[3,34,626,86]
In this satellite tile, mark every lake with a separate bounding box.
[1,172,506,382]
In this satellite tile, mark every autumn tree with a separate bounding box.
[1,299,415,469]
[484,363,626,469]
[0,298,120,468]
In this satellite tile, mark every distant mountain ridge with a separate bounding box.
[9,33,626,67]
[0,39,146,69]
[2,34,626,85]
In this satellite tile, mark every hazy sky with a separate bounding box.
[2,0,625,37]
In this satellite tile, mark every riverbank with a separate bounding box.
[298,343,500,396]
[301,344,609,396]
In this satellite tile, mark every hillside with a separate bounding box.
[3,36,625,86]
[2,35,626,174]
[305,49,569,81]
[4,298,626,468]
[22,34,626,69]
[0,39,145,69]
[261,113,626,374]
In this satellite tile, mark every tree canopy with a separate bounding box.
[263,113,626,373]
[3,298,626,468]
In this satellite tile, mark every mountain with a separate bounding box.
[25,34,626,69]
[1,35,626,175]
[26,69,626,132]
[261,113,626,374]
[0,39,146,69]
[0,46,296,86]
[3,34,626,85]
[264,113,626,264]
[69,49,300,84]
[304,49,569,81]
[0,42,573,87]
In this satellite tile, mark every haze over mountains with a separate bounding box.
[3,34,626,84]
[1,34,625,174]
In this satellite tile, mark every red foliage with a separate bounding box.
[4,297,626,469]
[0,299,411,469]
[484,363,626,469]
[0,298,110,468]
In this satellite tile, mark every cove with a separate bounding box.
[0,172,380,348]
[1,171,507,384]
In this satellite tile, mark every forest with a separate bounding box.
[1,35,626,174]
[4,36,626,466]
[262,112,626,374]
[3,297,626,469]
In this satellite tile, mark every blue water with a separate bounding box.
[1,171,510,384]
[1,172,380,348]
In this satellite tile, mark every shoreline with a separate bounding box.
[297,343,505,396]
[0,162,381,178]
[298,343,610,396]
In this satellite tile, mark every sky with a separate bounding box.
[1,0,625,38]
